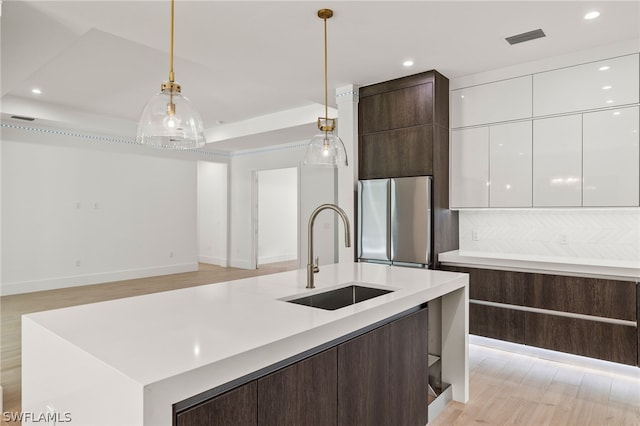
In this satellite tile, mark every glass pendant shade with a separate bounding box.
[304,130,348,167]
[137,86,205,150]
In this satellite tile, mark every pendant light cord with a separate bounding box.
[169,0,175,83]
[323,15,328,126]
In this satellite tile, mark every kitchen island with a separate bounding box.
[22,262,468,425]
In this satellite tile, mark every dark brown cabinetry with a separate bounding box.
[441,265,638,366]
[175,308,429,425]
[358,70,458,266]
[337,308,428,426]
[338,322,390,425]
[176,381,257,426]
[358,71,448,180]
[258,348,337,426]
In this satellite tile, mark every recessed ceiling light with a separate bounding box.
[31,88,42,95]
[584,11,600,20]
[402,60,414,67]
[599,65,610,71]
[602,85,612,90]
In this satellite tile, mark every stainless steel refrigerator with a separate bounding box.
[357,176,432,267]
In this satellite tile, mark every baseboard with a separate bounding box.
[228,259,253,269]
[0,263,199,296]
[258,254,296,264]
[198,255,227,266]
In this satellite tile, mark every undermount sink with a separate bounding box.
[286,284,394,311]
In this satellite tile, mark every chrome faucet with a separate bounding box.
[307,204,351,289]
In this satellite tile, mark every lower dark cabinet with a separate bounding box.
[176,381,257,426]
[338,308,428,426]
[440,265,639,366]
[389,308,429,426]
[525,312,637,366]
[258,348,337,426]
[338,323,390,426]
[470,303,525,344]
[175,308,429,425]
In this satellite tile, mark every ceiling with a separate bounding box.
[2,1,639,153]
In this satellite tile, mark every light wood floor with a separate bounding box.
[1,261,297,421]
[2,262,639,425]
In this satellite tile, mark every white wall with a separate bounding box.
[258,167,297,265]
[197,161,228,266]
[229,143,337,270]
[451,40,640,265]
[1,127,198,295]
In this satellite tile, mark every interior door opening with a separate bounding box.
[256,167,298,268]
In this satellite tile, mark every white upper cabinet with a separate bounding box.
[489,121,533,207]
[533,54,639,117]
[533,115,583,207]
[451,76,532,128]
[451,127,489,208]
[583,106,639,207]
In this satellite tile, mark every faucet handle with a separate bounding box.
[313,256,320,273]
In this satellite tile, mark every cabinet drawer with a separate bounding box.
[443,266,524,305]
[525,274,636,321]
[470,303,525,344]
[525,312,637,365]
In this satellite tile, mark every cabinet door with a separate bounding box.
[359,126,433,179]
[533,115,583,207]
[359,83,433,133]
[489,121,532,207]
[176,382,257,426]
[258,348,337,426]
[533,54,640,116]
[338,325,390,426]
[388,309,428,426]
[450,127,489,208]
[583,106,639,207]
[451,76,532,128]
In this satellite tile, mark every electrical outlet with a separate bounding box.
[471,230,479,241]
[559,233,568,245]
[75,259,81,267]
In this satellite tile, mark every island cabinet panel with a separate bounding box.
[359,126,433,179]
[388,309,429,426]
[258,348,337,426]
[525,313,637,366]
[176,381,257,426]
[337,308,428,426]
[524,274,637,320]
[338,324,390,426]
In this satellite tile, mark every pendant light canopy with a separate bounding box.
[303,9,348,167]
[137,0,205,150]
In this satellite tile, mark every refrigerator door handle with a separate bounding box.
[389,178,395,261]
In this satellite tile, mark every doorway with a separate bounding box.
[255,167,298,267]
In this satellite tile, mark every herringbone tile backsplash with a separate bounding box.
[459,209,640,263]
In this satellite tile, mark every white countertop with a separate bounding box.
[23,262,468,425]
[439,250,640,281]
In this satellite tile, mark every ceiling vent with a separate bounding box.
[505,29,546,45]
[10,115,36,121]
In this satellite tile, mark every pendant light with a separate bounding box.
[137,0,205,149]
[303,9,348,167]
